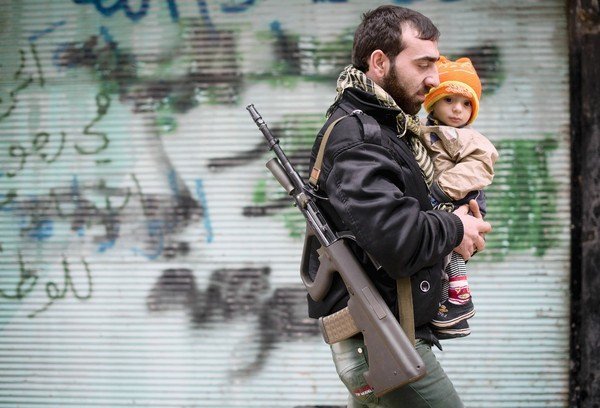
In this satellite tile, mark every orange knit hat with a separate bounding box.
[424,56,482,125]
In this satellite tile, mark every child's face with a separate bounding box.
[432,95,473,127]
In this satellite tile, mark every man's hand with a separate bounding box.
[453,199,491,260]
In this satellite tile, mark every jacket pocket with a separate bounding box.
[412,266,443,327]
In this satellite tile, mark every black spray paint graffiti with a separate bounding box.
[0,252,93,318]
[54,21,242,117]
[146,267,320,376]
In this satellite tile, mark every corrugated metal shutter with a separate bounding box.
[0,1,570,407]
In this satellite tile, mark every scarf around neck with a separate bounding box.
[328,65,434,187]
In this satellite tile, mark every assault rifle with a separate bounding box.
[246,104,426,396]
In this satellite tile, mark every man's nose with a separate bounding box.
[424,70,439,89]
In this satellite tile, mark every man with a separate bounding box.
[306,5,490,407]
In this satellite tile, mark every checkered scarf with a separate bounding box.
[328,65,434,187]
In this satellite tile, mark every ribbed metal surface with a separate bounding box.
[0,0,569,407]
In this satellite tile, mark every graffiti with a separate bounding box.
[0,47,41,122]
[0,191,17,209]
[194,179,213,243]
[73,0,153,22]
[147,266,319,375]
[27,20,66,43]
[453,43,505,95]
[266,20,353,80]
[209,114,319,238]
[146,268,200,311]
[71,0,220,23]
[75,92,111,155]
[483,137,560,259]
[221,0,255,13]
[4,131,64,178]
[1,173,201,255]
[30,255,93,318]
[0,252,39,301]
[2,92,110,179]
[55,23,241,114]
[71,0,266,23]
[0,28,52,119]
[0,252,93,318]
[53,33,138,95]
[131,173,203,259]
[0,39,114,175]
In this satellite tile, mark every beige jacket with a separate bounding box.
[419,124,499,202]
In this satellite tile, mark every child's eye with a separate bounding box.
[444,97,453,103]
[464,101,471,107]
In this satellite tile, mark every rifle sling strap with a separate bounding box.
[309,113,353,188]
[309,108,379,188]
[396,277,416,345]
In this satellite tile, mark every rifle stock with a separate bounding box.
[246,104,426,396]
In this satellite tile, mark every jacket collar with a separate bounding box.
[341,88,405,132]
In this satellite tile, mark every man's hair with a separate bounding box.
[352,5,440,72]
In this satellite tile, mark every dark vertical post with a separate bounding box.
[568,0,600,406]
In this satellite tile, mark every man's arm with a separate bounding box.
[324,136,462,277]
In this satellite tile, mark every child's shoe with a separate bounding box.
[434,320,471,340]
[431,298,475,328]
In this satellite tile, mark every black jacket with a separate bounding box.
[306,88,464,338]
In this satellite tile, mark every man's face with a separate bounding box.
[382,26,440,115]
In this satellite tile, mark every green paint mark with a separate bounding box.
[253,179,267,204]
[281,210,305,239]
[482,137,560,260]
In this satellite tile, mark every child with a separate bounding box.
[420,56,499,339]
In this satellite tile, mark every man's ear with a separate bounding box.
[366,50,389,82]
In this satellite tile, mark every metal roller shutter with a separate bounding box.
[0,1,570,406]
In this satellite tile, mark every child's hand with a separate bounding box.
[453,200,491,260]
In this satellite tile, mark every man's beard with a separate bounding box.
[382,67,421,115]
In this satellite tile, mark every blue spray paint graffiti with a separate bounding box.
[71,0,218,23]
[27,20,66,43]
[195,179,213,243]
[72,0,152,22]
[221,0,255,13]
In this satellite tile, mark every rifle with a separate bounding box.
[246,104,426,397]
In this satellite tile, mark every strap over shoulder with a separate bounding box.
[309,109,381,189]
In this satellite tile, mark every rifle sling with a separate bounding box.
[309,113,354,188]
[396,277,416,345]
